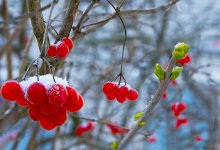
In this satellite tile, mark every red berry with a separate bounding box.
[170,102,186,117]
[47,84,68,107]
[26,82,47,105]
[65,94,84,112]
[171,80,177,86]
[75,122,94,136]
[65,86,79,105]
[107,123,128,135]
[47,45,57,57]
[0,81,23,101]
[106,93,116,101]
[195,135,202,142]
[147,135,156,143]
[162,92,168,99]
[127,88,139,101]
[116,85,128,103]
[49,108,67,126]
[40,99,59,116]
[16,96,31,107]
[175,117,189,128]
[75,126,84,136]
[62,37,74,50]
[177,55,191,66]
[116,93,127,103]
[39,116,56,130]
[29,105,44,121]
[178,102,187,112]
[56,42,69,58]
[102,82,117,95]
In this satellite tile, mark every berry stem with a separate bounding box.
[106,0,127,80]
[22,59,37,81]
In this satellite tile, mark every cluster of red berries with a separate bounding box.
[75,122,94,136]
[0,75,84,130]
[107,123,129,135]
[47,37,74,58]
[177,54,191,66]
[102,82,139,103]
[170,102,188,128]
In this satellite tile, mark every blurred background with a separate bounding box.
[0,0,220,149]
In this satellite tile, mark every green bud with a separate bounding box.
[154,64,165,80]
[170,67,183,80]
[111,142,118,150]
[135,112,144,121]
[172,43,189,60]
[138,122,145,127]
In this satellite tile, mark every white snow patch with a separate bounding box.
[20,74,68,93]
[175,42,185,48]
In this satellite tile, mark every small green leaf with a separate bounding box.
[134,112,143,121]
[172,43,189,60]
[111,142,118,150]
[138,122,145,127]
[154,64,165,80]
[170,67,183,80]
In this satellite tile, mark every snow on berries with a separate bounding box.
[47,37,74,58]
[0,74,84,130]
[102,81,139,103]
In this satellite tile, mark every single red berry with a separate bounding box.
[162,92,168,99]
[0,81,23,101]
[147,135,156,143]
[106,93,116,101]
[65,94,84,112]
[107,123,128,135]
[116,93,127,103]
[127,88,139,101]
[47,84,68,107]
[28,105,44,121]
[195,135,202,142]
[56,42,69,58]
[65,86,79,105]
[171,80,177,86]
[39,116,56,130]
[47,45,57,57]
[118,85,129,97]
[178,102,187,113]
[75,122,94,136]
[40,99,59,116]
[75,126,84,136]
[62,37,74,50]
[26,82,47,105]
[49,108,67,126]
[16,96,31,107]
[102,82,117,95]
[175,117,189,128]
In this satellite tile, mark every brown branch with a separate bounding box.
[26,0,45,48]
[58,0,81,38]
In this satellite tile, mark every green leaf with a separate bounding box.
[172,43,189,60]
[154,64,165,80]
[134,112,144,121]
[170,67,183,80]
[111,142,118,150]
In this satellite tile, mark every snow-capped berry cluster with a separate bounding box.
[102,82,139,103]
[47,37,74,58]
[177,54,191,66]
[170,102,188,128]
[0,74,84,130]
[75,122,94,136]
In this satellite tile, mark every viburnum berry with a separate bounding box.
[26,82,47,105]
[39,116,56,130]
[147,135,156,143]
[48,108,67,126]
[170,102,187,117]
[102,82,117,95]
[56,42,69,58]
[0,81,24,101]
[16,96,31,107]
[47,84,68,107]
[171,80,177,86]
[195,135,202,142]
[175,117,189,128]
[127,88,139,101]
[116,85,128,103]
[28,105,44,121]
[107,123,129,135]
[75,122,94,136]
[47,45,57,57]
[65,86,79,105]
[65,94,84,112]
[162,92,168,99]
[62,37,74,50]
[40,99,59,115]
